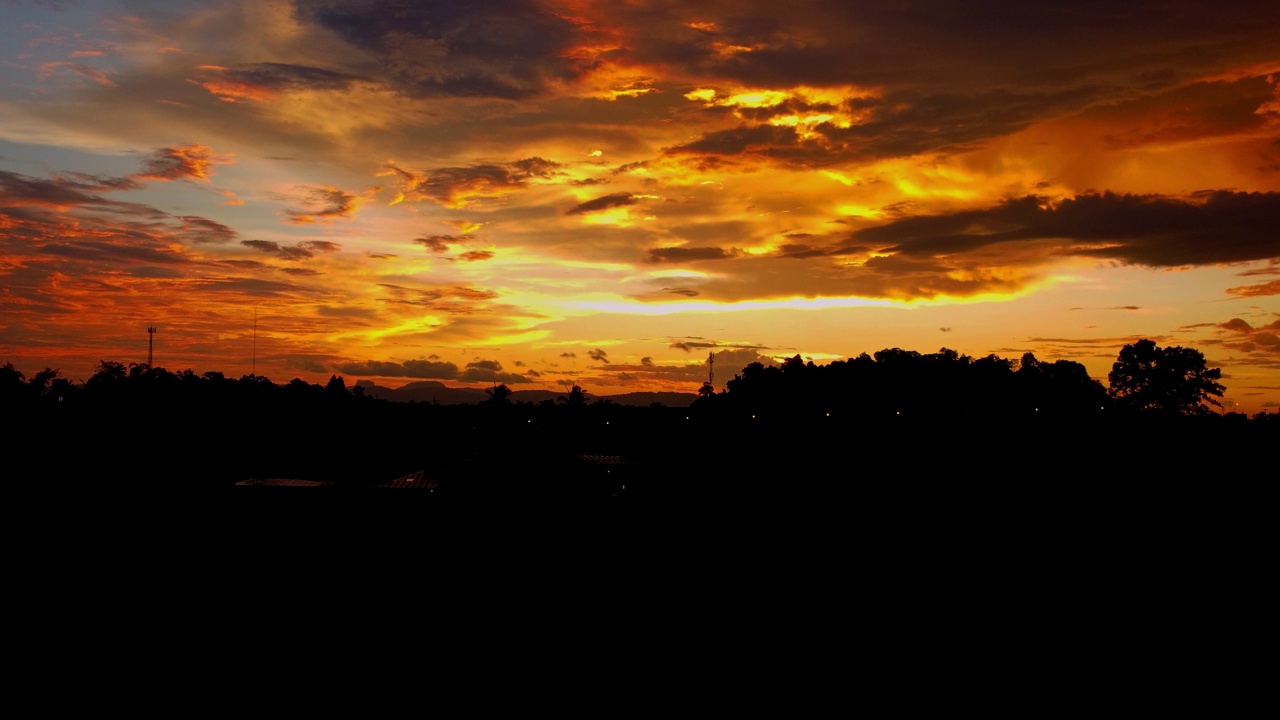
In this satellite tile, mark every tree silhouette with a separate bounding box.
[485,383,512,405]
[558,385,587,406]
[1107,339,1225,416]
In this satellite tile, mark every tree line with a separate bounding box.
[2,338,1275,421]
[2,339,1275,488]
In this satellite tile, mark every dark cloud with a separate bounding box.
[668,86,1101,167]
[414,234,474,253]
[646,246,741,263]
[196,62,368,102]
[460,358,531,383]
[664,288,700,297]
[383,159,558,208]
[292,0,597,99]
[777,244,834,259]
[587,348,608,362]
[508,157,561,179]
[53,172,143,193]
[135,145,230,182]
[1214,317,1280,355]
[333,358,461,380]
[241,239,340,260]
[854,191,1280,268]
[566,192,638,216]
[612,161,649,175]
[378,284,499,308]
[0,169,112,209]
[1226,279,1280,297]
[180,216,238,245]
[286,186,359,224]
[457,250,494,262]
[670,341,708,352]
[623,2,1280,93]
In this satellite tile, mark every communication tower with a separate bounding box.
[147,324,157,367]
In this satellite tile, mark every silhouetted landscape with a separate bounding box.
[6,339,1275,509]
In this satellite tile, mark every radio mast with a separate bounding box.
[147,324,157,367]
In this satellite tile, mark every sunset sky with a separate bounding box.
[2,1,1278,414]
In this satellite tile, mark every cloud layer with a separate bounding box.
[1,0,1278,413]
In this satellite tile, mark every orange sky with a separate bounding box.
[1,1,1278,413]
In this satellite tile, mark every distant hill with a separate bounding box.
[355,380,698,407]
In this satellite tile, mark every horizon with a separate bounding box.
[1,2,1277,416]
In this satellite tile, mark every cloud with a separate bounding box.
[285,186,361,224]
[37,61,116,87]
[135,144,234,183]
[566,192,638,215]
[194,62,369,103]
[377,283,499,309]
[459,358,531,383]
[1212,317,1280,356]
[381,158,561,208]
[0,169,114,209]
[645,246,742,263]
[333,358,461,380]
[457,250,494,262]
[292,0,600,100]
[856,191,1280,268]
[414,234,475,253]
[1226,279,1280,297]
[587,348,608,362]
[240,239,341,260]
[180,216,238,245]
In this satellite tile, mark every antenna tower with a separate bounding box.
[147,324,157,367]
[252,308,257,376]
[708,351,714,387]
